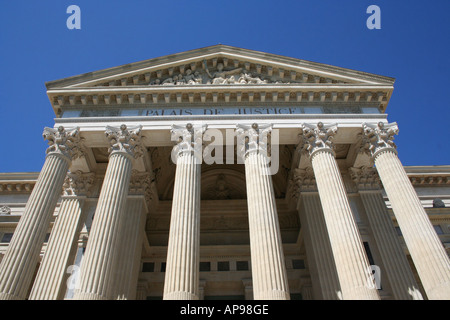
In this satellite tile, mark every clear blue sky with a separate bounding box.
[0,0,449,172]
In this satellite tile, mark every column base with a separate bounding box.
[73,292,109,300]
[163,291,199,300]
[254,290,290,300]
[0,292,22,300]
[342,286,379,300]
[424,282,450,300]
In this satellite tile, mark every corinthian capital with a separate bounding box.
[170,123,206,163]
[349,166,381,190]
[361,122,398,158]
[300,122,337,158]
[105,124,144,158]
[236,123,272,160]
[129,170,154,202]
[43,126,84,161]
[293,166,317,192]
[63,171,95,196]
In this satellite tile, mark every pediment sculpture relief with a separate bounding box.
[148,60,291,86]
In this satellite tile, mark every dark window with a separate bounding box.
[200,262,211,272]
[1,233,13,243]
[236,261,249,271]
[363,242,375,265]
[160,262,166,272]
[292,259,305,269]
[142,262,154,272]
[218,261,230,271]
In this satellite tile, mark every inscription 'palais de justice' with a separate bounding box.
[144,107,306,116]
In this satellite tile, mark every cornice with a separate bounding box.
[48,85,392,117]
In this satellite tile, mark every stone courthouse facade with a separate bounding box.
[0,45,449,300]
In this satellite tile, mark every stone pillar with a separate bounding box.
[293,167,341,300]
[0,126,83,300]
[74,124,143,300]
[113,171,150,300]
[362,122,450,300]
[349,166,424,299]
[29,171,94,300]
[163,123,204,300]
[236,123,290,300]
[300,122,380,300]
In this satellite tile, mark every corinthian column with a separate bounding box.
[362,122,450,300]
[0,126,83,300]
[74,124,143,300]
[349,166,423,300]
[29,171,95,300]
[300,122,379,300]
[237,123,290,300]
[163,123,204,300]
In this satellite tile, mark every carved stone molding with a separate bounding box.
[0,206,11,215]
[300,122,338,158]
[0,183,33,193]
[409,175,450,186]
[43,126,84,161]
[235,123,272,159]
[170,123,206,161]
[349,166,381,191]
[105,124,144,159]
[361,122,398,159]
[62,171,95,197]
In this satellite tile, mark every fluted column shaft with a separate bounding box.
[297,187,341,300]
[113,196,146,300]
[73,124,143,300]
[363,122,450,300]
[238,123,290,300]
[301,122,379,300]
[73,153,132,300]
[163,124,203,300]
[0,126,81,300]
[163,153,201,300]
[29,196,86,300]
[359,190,423,299]
[312,151,379,300]
[375,150,450,299]
[29,171,94,300]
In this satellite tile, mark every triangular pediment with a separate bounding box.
[45,45,395,115]
[46,45,394,89]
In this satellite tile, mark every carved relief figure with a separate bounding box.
[204,61,242,84]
